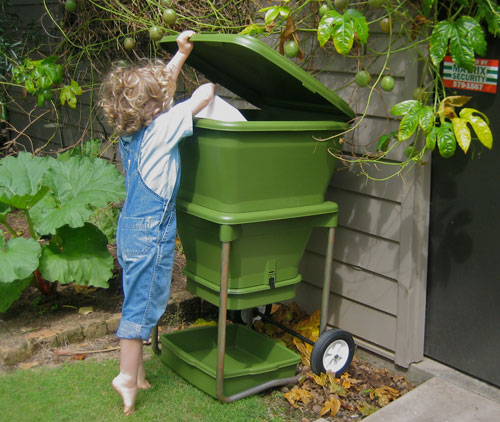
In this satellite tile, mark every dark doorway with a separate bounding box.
[425,38,500,387]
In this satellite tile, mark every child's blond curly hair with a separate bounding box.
[99,60,176,135]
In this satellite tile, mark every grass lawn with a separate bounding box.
[0,354,298,422]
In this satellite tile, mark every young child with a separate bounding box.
[99,30,215,415]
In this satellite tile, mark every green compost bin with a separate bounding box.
[160,324,301,398]
[177,199,338,310]
[160,34,355,213]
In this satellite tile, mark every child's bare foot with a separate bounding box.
[137,378,152,390]
[112,373,138,415]
[137,362,152,390]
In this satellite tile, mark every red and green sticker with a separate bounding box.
[443,56,499,94]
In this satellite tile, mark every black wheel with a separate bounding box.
[311,329,355,376]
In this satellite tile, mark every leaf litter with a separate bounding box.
[252,303,415,420]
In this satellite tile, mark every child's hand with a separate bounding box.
[177,30,195,55]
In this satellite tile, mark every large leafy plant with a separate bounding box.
[0,152,125,312]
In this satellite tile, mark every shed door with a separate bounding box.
[425,38,500,387]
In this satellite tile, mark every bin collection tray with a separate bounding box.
[160,324,301,398]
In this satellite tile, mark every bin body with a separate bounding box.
[177,200,338,310]
[178,121,344,213]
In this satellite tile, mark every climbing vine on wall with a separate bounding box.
[1,0,498,177]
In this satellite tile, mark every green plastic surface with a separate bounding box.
[185,272,301,310]
[177,201,338,308]
[178,198,338,225]
[160,34,355,120]
[178,123,343,213]
[160,324,301,398]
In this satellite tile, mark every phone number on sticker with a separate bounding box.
[452,80,483,90]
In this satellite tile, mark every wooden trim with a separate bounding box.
[394,47,431,367]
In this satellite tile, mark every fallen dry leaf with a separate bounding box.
[78,306,94,315]
[357,400,378,416]
[320,396,341,417]
[293,338,311,366]
[284,386,315,408]
[73,285,97,294]
[70,353,87,361]
[374,385,400,406]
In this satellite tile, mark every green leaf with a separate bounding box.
[47,156,125,208]
[264,7,280,24]
[0,152,51,210]
[430,20,453,67]
[317,9,366,54]
[418,106,435,134]
[41,55,58,66]
[30,156,125,234]
[426,126,438,151]
[437,124,457,158]
[478,0,500,37]
[398,104,422,141]
[333,17,355,55]
[376,134,391,152]
[89,205,120,243]
[60,83,79,109]
[279,6,290,18]
[459,108,493,149]
[39,223,113,288]
[390,100,420,116]
[0,186,50,211]
[450,21,475,71]
[0,277,32,313]
[458,16,486,56]
[344,9,369,44]
[58,139,102,161]
[0,234,41,283]
[29,194,94,236]
[239,24,265,36]
[37,91,45,107]
[24,78,35,93]
[0,202,11,223]
[452,117,471,153]
[317,11,342,47]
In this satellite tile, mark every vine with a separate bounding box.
[0,0,498,173]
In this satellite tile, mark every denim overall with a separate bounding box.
[115,127,180,341]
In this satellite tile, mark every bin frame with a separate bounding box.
[153,33,357,401]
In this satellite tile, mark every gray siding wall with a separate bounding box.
[296,18,431,367]
[5,1,112,155]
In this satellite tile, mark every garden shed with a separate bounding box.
[3,0,499,387]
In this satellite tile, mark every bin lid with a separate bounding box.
[160,34,355,121]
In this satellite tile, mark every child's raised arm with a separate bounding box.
[185,83,216,116]
[166,30,195,80]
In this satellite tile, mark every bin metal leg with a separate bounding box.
[216,241,300,403]
[216,241,231,401]
[320,227,335,336]
[151,325,160,355]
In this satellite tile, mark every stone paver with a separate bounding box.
[362,377,500,422]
